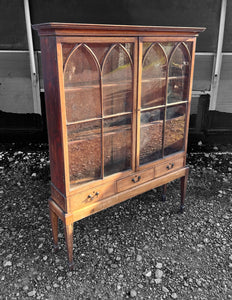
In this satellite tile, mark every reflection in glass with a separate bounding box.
[160,42,176,58]
[68,120,102,186]
[87,43,111,66]
[140,109,164,164]
[104,115,132,176]
[185,42,193,54]
[164,104,186,156]
[121,43,134,59]
[64,45,101,122]
[102,44,133,116]
[141,44,167,108]
[62,43,77,65]
[142,42,152,56]
[167,44,190,104]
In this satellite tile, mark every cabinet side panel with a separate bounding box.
[184,38,196,160]
[40,36,66,194]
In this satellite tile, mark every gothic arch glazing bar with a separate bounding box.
[167,42,191,104]
[102,43,133,116]
[63,43,101,122]
[141,42,168,108]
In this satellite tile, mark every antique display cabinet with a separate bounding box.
[33,23,204,269]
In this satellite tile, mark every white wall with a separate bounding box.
[0,51,34,114]
[216,53,232,113]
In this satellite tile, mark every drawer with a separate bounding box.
[70,182,115,211]
[117,168,155,193]
[155,157,184,177]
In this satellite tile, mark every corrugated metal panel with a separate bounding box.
[192,53,214,91]
[0,51,34,113]
[0,0,27,50]
[216,54,232,113]
[190,96,199,115]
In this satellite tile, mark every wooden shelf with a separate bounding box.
[64,76,186,92]
[64,80,132,92]
[66,111,132,126]
[142,75,186,83]
[68,123,131,143]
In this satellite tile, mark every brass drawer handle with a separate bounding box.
[132,176,141,183]
[88,191,100,200]
[166,163,174,170]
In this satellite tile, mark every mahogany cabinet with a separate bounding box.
[33,23,204,269]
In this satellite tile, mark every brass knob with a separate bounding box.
[88,192,99,199]
[132,176,141,183]
[166,163,174,170]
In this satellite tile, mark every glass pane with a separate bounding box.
[87,43,111,66]
[104,115,132,176]
[185,42,193,54]
[121,43,134,59]
[167,44,190,104]
[141,44,167,108]
[143,42,152,56]
[67,120,102,186]
[140,109,164,165]
[160,42,176,58]
[102,44,133,116]
[164,104,186,156]
[62,43,77,65]
[64,45,101,122]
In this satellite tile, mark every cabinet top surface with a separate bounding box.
[33,22,205,37]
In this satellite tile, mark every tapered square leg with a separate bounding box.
[161,184,167,201]
[180,168,189,213]
[49,206,59,252]
[64,222,74,270]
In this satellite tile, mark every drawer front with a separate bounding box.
[117,168,155,193]
[155,157,184,177]
[70,182,115,211]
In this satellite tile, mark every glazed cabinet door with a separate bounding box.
[61,39,137,189]
[138,39,194,168]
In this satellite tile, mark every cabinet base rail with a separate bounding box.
[48,167,189,269]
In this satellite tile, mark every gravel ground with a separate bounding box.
[0,142,232,300]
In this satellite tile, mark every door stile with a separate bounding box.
[56,41,71,197]
[100,67,104,179]
[183,38,196,165]
[162,46,170,158]
[135,37,143,170]
[132,38,139,172]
